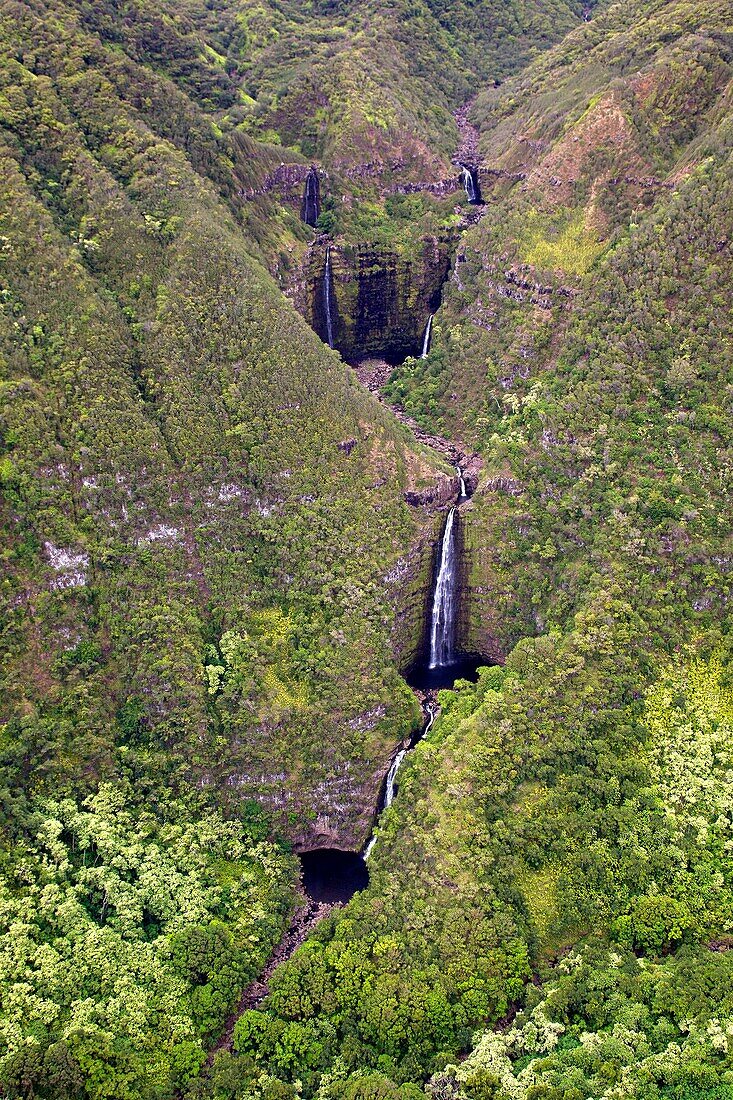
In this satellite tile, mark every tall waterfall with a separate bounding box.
[301,168,320,227]
[421,314,433,359]
[459,165,480,204]
[456,465,467,498]
[429,507,458,668]
[324,246,335,349]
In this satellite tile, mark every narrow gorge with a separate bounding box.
[211,452,482,1040]
[297,454,480,895]
[223,108,496,1016]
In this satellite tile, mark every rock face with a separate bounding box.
[388,511,445,674]
[350,357,490,671]
[458,494,512,665]
[301,236,456,363]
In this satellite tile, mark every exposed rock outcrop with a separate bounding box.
[239,161,329,206]
[296,236,457,363]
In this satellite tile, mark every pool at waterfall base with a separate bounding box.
[299,470,488,904]
[407,654,484,691]
[300,849,369,904]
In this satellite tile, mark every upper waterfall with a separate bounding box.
[302,168,321,227]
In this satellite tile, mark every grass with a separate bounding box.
[519,208,605,276]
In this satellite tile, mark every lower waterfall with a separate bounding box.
[421,314,433,358]
[364,704,436,860]
[364,465,485,859]
[459,164,482,204]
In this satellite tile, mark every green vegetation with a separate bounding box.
[518,209,604,276]
[213,0,582,170]
[3,0,733,1097]
[0,785,295,1097]
[199,634,733,1097]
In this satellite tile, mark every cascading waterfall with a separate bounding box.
[363,466,477,858]
[429,506,458,668]
[364,705,436,859]
[421,314,433,359]
[384,749,407,810]
[324,246,335,349]
[301,168,321,227]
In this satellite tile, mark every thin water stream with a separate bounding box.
[421,314,433,358]
[324,247,335,349]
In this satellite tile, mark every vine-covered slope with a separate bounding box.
[3,0,733,1098]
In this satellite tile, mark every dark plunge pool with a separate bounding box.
[300,849,369,904]
[406,654,483,691]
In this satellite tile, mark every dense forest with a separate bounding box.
[1,0,733,1098]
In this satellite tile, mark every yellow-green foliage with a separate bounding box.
[519,209,604,275]
[644,653,733,853]
[0,784,297,1095]
[518,864,561,942]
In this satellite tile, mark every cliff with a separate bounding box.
[297,236,456,363]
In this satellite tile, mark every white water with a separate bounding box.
[456,465,467,498]
[429,507,458,668]
[421,314,433,358]
[384,749,408,809]
[365,705,436,860]
[324,247,335,349]
[460,165,477,203]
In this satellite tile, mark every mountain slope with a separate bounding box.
[0,0,453,846]
[3,0,733,1098]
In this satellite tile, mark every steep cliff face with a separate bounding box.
[301,236,456,362]
[458,495,516,663]
[388,513,445,674]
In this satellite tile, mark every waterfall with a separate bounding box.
[383,704,437,807]
[456,465,467,498]
[324,246,335,349]
[460,165,476,202]
[459,164,481,204]
[365,705,436,860]
[421,314,433,359]
[301,168,320,227]
[384,748,408,809]
[429,507,458,668]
